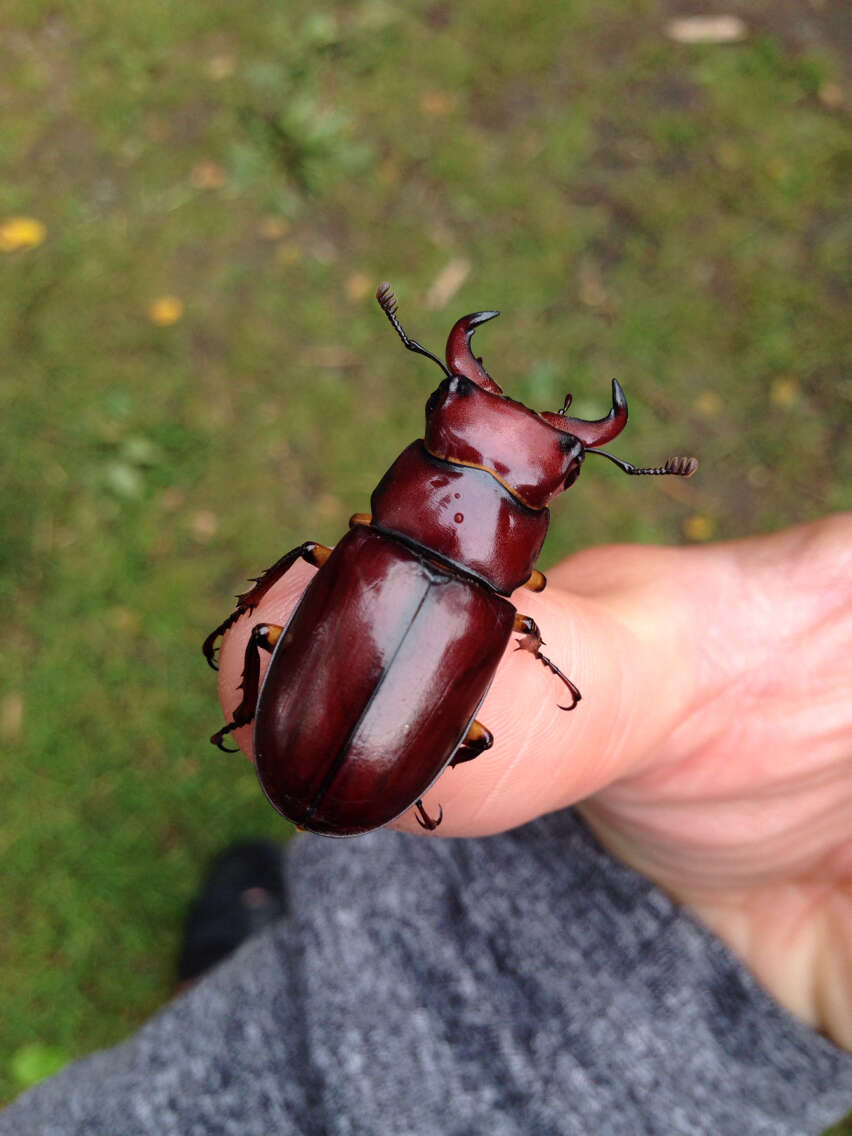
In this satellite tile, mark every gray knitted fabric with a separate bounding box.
[2,811,849,1135]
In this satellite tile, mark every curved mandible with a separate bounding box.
[540,378,629,446]
[445,311,503,394]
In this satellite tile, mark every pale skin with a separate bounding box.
[216,511,852,1050]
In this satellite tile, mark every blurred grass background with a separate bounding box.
[0,0,849,1102]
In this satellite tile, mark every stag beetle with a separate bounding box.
[204,285,697,835]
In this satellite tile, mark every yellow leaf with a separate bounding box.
[191,510,218,540]
[770,377,800,409]
[683,514,715,542]
[257,216,290,241]
[696,391,722,416]
[345,272,372,301]
[276,243,302,265]
[207,54,235,80]
[378,158,400,186]
[420,91,456,116]
[1,693,23,742]
[664,16,747,44]
[191,161,227,189]
[578,264,608,309]
[425,258,471,309]
[147,296,184,326]
[0,216,47,252]
[106,607,141,632]
[818,82,844,110]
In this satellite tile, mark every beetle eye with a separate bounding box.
[425,389,441,416]
[564,446,584,488]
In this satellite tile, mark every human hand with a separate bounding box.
[216,513,852,1048]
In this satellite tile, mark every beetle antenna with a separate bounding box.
[376,283,452,376]
[585,450,698,478]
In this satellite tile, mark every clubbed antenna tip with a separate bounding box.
[585,448,699,478]
[376,282,398,317]
[666,456,699,477]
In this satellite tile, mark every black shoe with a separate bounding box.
[177,840,288,983]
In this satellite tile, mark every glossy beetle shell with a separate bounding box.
[253,525,516,835]
[205,287,696,836]
[424,374,585,509]
[371,442,549,595]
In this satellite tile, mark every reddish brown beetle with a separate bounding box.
[204,285,697,836]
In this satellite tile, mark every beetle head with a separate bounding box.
[379,288,687,504]
[425,310,630,506]
[424,374,590,509]
[380,291,629,505]
[443,306,628,444]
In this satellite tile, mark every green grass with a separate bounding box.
[1,0,850,1103]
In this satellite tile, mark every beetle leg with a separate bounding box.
[203,542,332,670]
[414,799,443,830]
[522,569,547,592]
[450,720,493,767]
[348,512,372,529]
[513,613,581,711]
[210,623,284,752]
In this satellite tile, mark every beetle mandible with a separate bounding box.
[204,284,697,836]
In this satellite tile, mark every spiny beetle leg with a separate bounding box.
[203,541,332,670]
[513,613,582,711]
[414,799,443,830]
[210,623,284,752]
[450,719,494,767]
